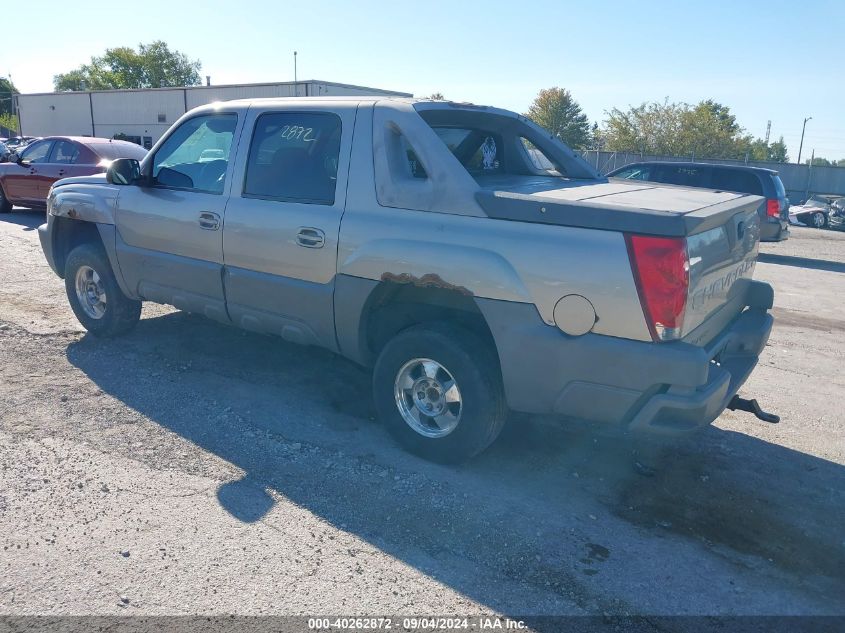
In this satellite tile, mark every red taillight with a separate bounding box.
[766,199,780,217]
[625,234,690,342]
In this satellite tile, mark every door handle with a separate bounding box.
[198,211,221,230]
[296,227,325,248]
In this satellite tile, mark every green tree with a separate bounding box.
[806,157,832,166]
[0,77,18,116]
[768,136,788,162]
[0,78,19,132]
[588,122,605,150]
[54,41,202,91]
[836,159,845,168]
[426,92,446,100]
[526,87,591,149]
[0,113,17,132]
[602,99,762,160]
[602,99,687,155]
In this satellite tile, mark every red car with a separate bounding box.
[0,136,148,213]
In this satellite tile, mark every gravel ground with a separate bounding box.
[0,210,843,620]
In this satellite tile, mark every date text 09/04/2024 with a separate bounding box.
[307,616,527,630]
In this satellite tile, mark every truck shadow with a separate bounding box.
[2,208,44,231]
[65,310,845,614]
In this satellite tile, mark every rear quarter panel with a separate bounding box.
[338,206,652,342]
[340,106,651,342]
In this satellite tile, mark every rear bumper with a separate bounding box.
[760,218,789,242]
[626,307,772,435]
[477,280,774,436]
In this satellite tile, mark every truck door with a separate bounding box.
[221,104,357,350]
[113,111,242,323]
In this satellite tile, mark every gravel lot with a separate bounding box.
[0,209,843,621]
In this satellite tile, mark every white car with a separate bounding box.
[789,195,831,229]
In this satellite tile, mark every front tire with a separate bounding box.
[64,242,141,337]
[373,323,507,463]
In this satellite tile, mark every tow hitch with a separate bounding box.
[727,396,780,423]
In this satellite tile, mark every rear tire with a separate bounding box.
[810,211,828,229]
[373,322,507,463]
[64,242,141,337]
[0,186,11,213]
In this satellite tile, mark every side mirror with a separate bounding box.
[106,158,141,185]
[7,151,19,164]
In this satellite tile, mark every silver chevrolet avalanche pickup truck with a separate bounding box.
[38,97,776,462]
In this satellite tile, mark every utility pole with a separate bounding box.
[293,51,298,97]
[805,149,814,201]
[764,120,771,144]
[797,116,812,165]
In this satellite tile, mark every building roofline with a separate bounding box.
[18,79,412,98]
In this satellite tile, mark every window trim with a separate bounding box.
[241,110,343,207]
[149,112,239,196]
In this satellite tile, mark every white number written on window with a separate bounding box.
[279,125,316,142]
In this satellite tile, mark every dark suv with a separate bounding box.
[607,161,789,242]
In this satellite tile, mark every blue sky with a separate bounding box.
[5,0,844,160]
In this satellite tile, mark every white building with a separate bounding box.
[14,80,412,148]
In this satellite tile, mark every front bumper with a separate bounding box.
[477,280,774,436]
[38,218,61,276]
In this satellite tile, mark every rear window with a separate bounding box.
[772,175,786,198]
[711,169,763,196]
[651,165,709,187]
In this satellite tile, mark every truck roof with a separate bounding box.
[616,160,780,176]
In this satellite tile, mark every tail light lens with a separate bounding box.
[625,234,690,342]
[766,199,780,217]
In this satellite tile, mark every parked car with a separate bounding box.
[0,141,9,162]
[4,136,38,151]
[0,136,148,212]
[788,195,833,228]
[37,98,775,462]
[607,161,790,242]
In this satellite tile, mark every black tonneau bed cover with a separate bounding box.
[475,176,763,237]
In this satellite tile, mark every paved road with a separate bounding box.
[0,209,843,619]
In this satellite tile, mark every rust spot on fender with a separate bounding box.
[380,272,473,296]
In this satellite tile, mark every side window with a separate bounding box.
[152,113,237,193]
[243,111,341,205]
[49,141,81,165]
[521,138,563,175]
[21,140,53,164]
[401,135,427,179]
[711,169,764,195]
[653,166,707,187]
